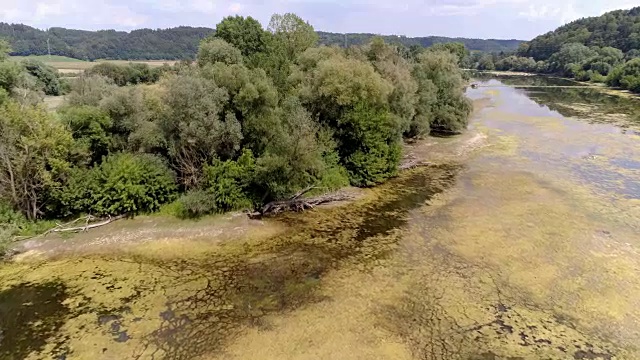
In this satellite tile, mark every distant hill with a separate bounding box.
[317,32,523,53]
[0,23,523,61]
[0,24,214,60]
[519,7,640,60]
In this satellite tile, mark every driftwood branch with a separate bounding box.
[50,215,126,233]
[399,154,436,171]
[251,191,354,217]
[289,185,319,201]
[11,215,126,243]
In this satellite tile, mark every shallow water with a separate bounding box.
[2,76,640,359]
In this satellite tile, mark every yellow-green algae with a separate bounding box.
[0,166,459,360]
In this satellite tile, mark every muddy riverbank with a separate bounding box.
[2,76,640,360]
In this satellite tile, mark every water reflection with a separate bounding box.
[470,76,640,199]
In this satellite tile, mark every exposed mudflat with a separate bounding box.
[2,76,639,360]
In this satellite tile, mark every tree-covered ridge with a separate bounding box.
[467,7,640,94]
[520,7,640,61]
[0,13,471,247]
[0,22,523,61]
[0,24,214,60]
[317,32,523,53]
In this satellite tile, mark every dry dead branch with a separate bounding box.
[250,191,354,217]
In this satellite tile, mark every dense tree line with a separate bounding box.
[317,32,523,53]
[468,7,640,93]
[0,24,214,60]
[0,14,471,250]
[0,22,522,61]
[520,7,640,60]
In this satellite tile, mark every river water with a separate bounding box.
[1,76,640,360]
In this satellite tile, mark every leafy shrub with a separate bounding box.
[51,153,177,216]
[91,153,177,215]
[22,59,62,95]
[0,202,27,248]
[0,61,22,92]
[203,149,256,211]
[0,202,59,256]
[176,190,217,218]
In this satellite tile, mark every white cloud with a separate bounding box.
[34,1,64,21]
[228,2,244,13]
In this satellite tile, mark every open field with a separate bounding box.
[10,55,176,74]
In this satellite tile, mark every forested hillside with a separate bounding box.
[0,22,522,61]
[0,24,214,60]
[519,7,640,61]
[317,32,522,52]
[0,14,471,250]
[469,7,640,94]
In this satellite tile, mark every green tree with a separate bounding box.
[197,38,243,66]
[366,37,418,133]
[58,105,113,164]
[199,63,278,154]
[428,42,469,65]
[160,73,239,187]
[339,102,401,186]
[268,13,319,60]
[548,43,596,73]
[214,15,267,57]
[295,54,400,185]
[607,58,640,92]
[203,149,256,211]
[0,61,22,92]
[0,39,10,61]
[66,75,117,107]
[414,51,471,133]
[478,54,495,70]
[0,101,74,219]
[250,13,319,92]
[254,97,336,199]
[22,59,62,95]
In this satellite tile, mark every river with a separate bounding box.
[1,75,639,360]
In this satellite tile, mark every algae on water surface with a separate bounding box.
[0,166,459,360]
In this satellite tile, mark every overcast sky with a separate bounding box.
[0,0,638,40]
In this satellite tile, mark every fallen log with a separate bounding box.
[250,192,354,217]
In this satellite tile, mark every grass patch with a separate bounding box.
[10,55,85,63]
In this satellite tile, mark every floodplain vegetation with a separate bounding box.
[0,13,472,253]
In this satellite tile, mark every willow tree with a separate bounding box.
[413,51,471,134]
[0,102,74,219]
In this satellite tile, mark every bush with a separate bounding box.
[92,153,177,215]
[0,202,27,251]
[22,59,62,95]
[0,61,22,92]
[176,190,217,218]
[203,149,256,211]
[51,153,178,216]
